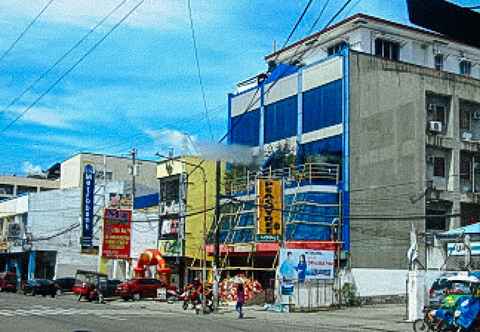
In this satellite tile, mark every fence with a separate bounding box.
[265,278,339,310]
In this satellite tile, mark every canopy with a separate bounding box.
[438,223,480,239]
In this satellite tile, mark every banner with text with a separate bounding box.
[257,178,283,238]
[278,249,334,282]
[102,208,132,259]
[81,164,95,248]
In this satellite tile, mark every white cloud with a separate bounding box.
[22,161,45,176]
[144,128,197,155]
[5,105,71,129]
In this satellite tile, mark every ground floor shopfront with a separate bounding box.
[0,250,57,286]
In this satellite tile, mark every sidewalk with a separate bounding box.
[110,300,412,331]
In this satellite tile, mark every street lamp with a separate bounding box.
[156,153,208,314]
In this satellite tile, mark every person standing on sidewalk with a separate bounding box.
[236,283,245,319]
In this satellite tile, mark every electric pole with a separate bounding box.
[130,148,137,208]
[213,159,221,310]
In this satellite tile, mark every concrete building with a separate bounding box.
[0,175,59,201]
[221,13,480,298]
[156,156,222,289]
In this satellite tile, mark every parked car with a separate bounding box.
[23,279,56,297]
[54,277,77,295]
[117,278,166,301]
[0,272,17,292]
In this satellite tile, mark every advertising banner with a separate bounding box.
[81,164,95,248]
[257,178,283,238]
[158,239,182,257]
[102,208,131,259]
[447,242,480,256]
[278,249,334,282]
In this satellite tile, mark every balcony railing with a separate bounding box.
[225,163,340,195]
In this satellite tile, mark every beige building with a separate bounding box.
[0,176,59,201]
[60,153,158,191]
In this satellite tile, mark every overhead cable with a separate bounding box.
[0,0,55,65]
[0,0,146,134]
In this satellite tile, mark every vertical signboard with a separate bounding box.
[102,208,132,259]
[257,178,283,240]
[81,164,95,248]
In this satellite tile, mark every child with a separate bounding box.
[236,283,245,319]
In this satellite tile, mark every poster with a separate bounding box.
[278,249,334,282]
[159,239,182,257]
[257,178,283,237]
[102,208,131,259]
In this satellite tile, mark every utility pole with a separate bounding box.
[130,148,137,207]
[213,160,221,310]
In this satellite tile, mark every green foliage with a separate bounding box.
[341,282,360,307]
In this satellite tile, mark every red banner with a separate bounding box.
[102,208,131,259]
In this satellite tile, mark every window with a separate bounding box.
[0,184,14,195]
[16,186,37,194]
[460,60,472,76]
[460,157,472,181]
[460,109,471,131]
[434,54,444,71]
[230,109,260,146]
[264,95,297,143]
[374,38,400,61]
[159,176,180,203]
[433,157,446,177]
[426,209,447,231]
[96,170,113,181]
[302,79,342,134]
[327,41,347,56]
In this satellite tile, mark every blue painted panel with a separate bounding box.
[134,193,159,209]
[230,109,260,146]
[300,135,342,156]
[264,95,298,143]
[302,80,342,133]
[28,251,36,280]
[264,63,299,84]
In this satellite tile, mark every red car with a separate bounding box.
[0,272,17,292]
[117,278,166,301]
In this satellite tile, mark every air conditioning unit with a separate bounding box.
[473,111,480,120]
[462,131,473,141]
[429,121,443,133]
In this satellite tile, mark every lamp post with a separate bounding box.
[156,153,208,314]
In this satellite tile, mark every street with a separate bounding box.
[0,292,412,332]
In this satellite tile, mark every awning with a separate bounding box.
[437,223,480,239]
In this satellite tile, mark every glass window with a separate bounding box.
[160,176,180,203]
[433,157,446,177]
[0,184,14,195]
[302,80,342,134]
[460,60,472,76]
[460,109,471,131]
[230,109,260,146]
[264,95,297,143]
[460,157,472,181]
[16,186,37,194]
[375,38,400,61]
[327,41,347,56]
[426,209,447,231]
[434,54,444,71]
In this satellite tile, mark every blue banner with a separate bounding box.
[81,164,95,247]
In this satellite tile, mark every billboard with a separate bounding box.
[81,164,95,248]
[102,208,131,259]
[278,249,334,282]
[159,239,182,257]
[257,178,283,238]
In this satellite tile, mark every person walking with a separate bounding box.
[236,283,245,319]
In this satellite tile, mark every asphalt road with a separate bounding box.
[0,292,412,332]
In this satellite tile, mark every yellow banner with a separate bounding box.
[257,178,283,236]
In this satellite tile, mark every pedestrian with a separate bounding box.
[236,283,245,319]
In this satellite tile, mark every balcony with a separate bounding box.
[225,162,340,196]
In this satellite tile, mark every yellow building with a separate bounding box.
[156,156,223,286]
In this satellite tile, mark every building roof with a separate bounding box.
[265,13,478,62]
[61,152,158,165]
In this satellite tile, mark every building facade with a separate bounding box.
[0,175,59,201]
[223,13,480,297]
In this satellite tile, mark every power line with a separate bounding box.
[283,0,316,48]
[0,0,146,134]
[0,0,129,115]
[0,0,55,65]
[187,0,214,141]
[322,0,355,29]
[308,0,332,32]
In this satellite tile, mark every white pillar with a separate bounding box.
[407,270,425,322]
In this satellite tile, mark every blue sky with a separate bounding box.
[0,0,477,175]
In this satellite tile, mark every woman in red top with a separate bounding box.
[236,283,245,319]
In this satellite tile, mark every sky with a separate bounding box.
[0,0,478,175]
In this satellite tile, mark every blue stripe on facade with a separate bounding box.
[341,47,350,252]
[230,108,260,146]
[227,93,233,145]
[264,95,298,143]
[259,82,265,147]
[302,79,342,134]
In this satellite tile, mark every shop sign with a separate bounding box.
[256,234,279,242]
[447,242,480,256]
[257,178,283,237]
[278,249,334,282]
[160,218,179,237]
[234,244,253,253]
[159,239,182,257]
[102,208,131,259]
[81,164,95,248]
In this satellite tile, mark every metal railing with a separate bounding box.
[226,163,340,195]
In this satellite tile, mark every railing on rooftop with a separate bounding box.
[225,163,340,195]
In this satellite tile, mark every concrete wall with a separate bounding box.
[60,153,158,190]
[349,51,480,269]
